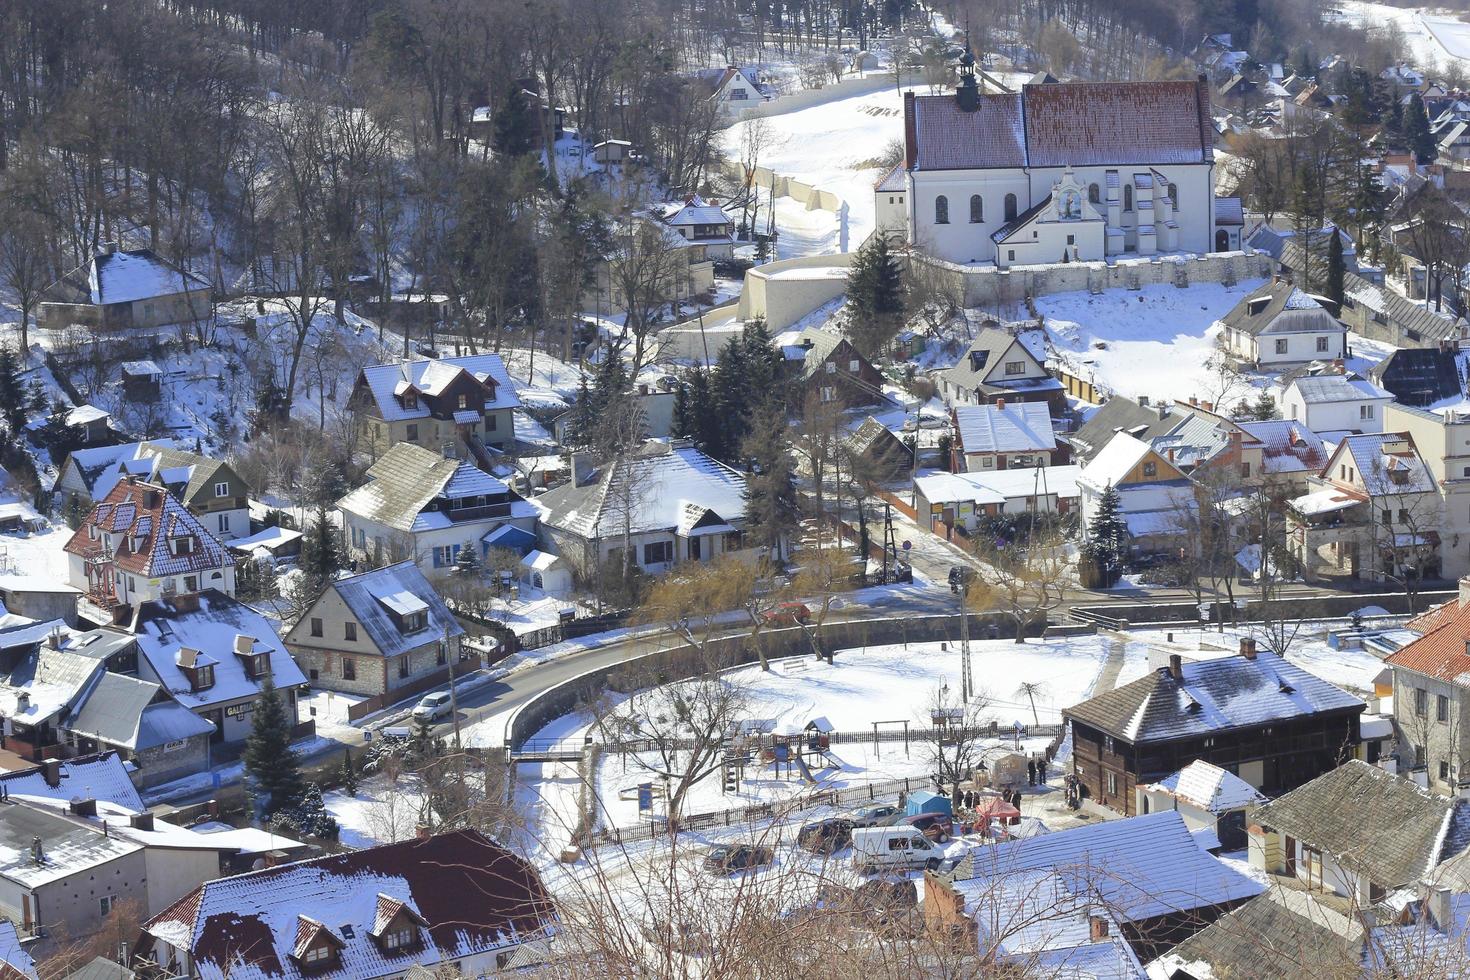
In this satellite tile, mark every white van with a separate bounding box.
[850,826,943,873]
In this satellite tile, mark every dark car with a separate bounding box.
[797,817,853,854]
[900,812,954,843]
[849,804,901,828]
[703,842,774,874]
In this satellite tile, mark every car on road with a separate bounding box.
[848,804,901,828]
[703,842,774,874]
[797,817,853,854]
[411,691,454,722]
[760,602,811,626]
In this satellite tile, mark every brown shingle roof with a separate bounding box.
[1387,598,1470,680]
[1023,80,1213,167]
[910,92,1027,170]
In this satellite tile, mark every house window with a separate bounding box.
[1241,461,1252,477]
[1142,462,1157,477]
[406,423,419,442]
[343,658,356,681]
[935,195,949,224]
[196,664,214,689]
[1316,336,1330,353]
[485,414,497,431]
[1088,183,1100,204]
[1416,687,1429,716]
[310,618,323,638]
[219,513,230,533]
[969,195,983,223]
[183,575,198,592]
[383,928,415,950]
[214,481,230,498]
[1168,182,1178,204]
[1382,508,1393,524]
[345,622,357,642]
[303,946,333,964]
[849,359,860,372]
[1360,404,1374,420]
[99,895,116,916]
[457,394,468,409]
[1105,771,1117,796]
[1005,361,1025,375]
[1103,735,1115,754]
[1275,338,1289,355]
[437,644,447,666]
[1439,694,1450,722]
[643,541,674,565]
[1007,250,1015,262]
[1442,760,1452,781]
[824,361,836,373]
[1123,185,1133,212]
[1399,508,1409,523]
[399,657,410,679]
[820,386,836,402]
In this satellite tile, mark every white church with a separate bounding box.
[876,52,1242,267]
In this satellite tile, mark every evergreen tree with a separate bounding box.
[687,368,722,458]
[455,540,481,575]
[710,335,751,462]
[741,400,799,561]
[591,350,629,414]
[672,376,694,441]
[341,748,359,796]
[1326,231,1345,311]
[244,680,305,820]
[0,346,26,434]
[1406,93,1435,164]
[1249,390,1278,421]
[299,514,346,591]
[492,88,537,157]
[1086,484,1128,578]
[568,374,596,447]
[845,233,906,357]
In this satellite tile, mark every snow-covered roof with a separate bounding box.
[308,562,464,662]
[64,479,234,580]
[0,752,143,811]
[915,465,1081,506]
[953,810,1262,925]
[520,550,563,572]
[0,921,37,980]
[655,195,732,229]
[358,354,520,423]
[1145,760,1265,813]
[337,444,533,534]
[0,800,142,888]
[1079,432,1176,489]
[133,591,307,711]
[1336,434,1436,496]
[226,526,303,553]
[1289,374,1393,405]
[141,830,556,980]
[1290,488,1362,516]
[535,442,748,539]
[954,402,1055,455]
[1238,420,1328,475]
[55,248,210,306]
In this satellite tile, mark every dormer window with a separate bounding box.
[302,947,334,965]
[195,664,215,690]
[382,927,415,950]
[403,390,418,410]
[169,536,194,556]
[403,611,427,633]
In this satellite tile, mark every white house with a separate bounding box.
[701,65,773,117]
[1077,432,1194,553]
[1219,279,1347,368]
[1137,759,1265,851]
[338,443,539,576]
[1281,373,1393,434]
[874,163,908,239]
[914,465,1081,533]
[535,441,768,577]
[899,57,1227,265]
[951,400,1059,472]
[651,196,737,259]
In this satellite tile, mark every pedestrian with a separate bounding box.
[1038,760,1047,784]
[966,790,975,810]
[952,785,963,812]
[1027,759,1036,785]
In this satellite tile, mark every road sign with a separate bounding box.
[637,783,653,812]
[902,540,912,551]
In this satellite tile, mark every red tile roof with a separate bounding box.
[904,79,1213,172]
[63,479,231,579]
[1386,598,1470,681]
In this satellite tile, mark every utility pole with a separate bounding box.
[445,623,462,753]
[949,565,975,702]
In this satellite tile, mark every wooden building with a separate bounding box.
[1063,639,1365,815]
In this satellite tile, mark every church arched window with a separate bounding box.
[1004,193,1018,221]
[935,195,949,224]
[969,195,983,223]
[1088,183,1100,204]
[1124,184,1133,212]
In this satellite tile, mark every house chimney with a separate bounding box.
[1240,637,1257,660]
[1167,448,1176,462]
[995,397,1006,411]
[415,824,433,841]
[42,759,61,788]
[129,811,155,831]
[1189,396,1198,407]
[1088,914,1109,940]
[1333,358,1345,373]
[1157,405,1168,420]
[1139,395,1150,407]
[1429,885,1454,930]
[69,798,97,818]
[1202,401,1214,412]
[1168,654,1183,682]
[30,837,43,865]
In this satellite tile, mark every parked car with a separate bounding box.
[850,826,942,873]
[760,602,811,626]
[854,877,919,913]
[900,812,954,843]
[412,691,454,722]
[849,804,901,828]
[703,842,774,874]
[797,818,853,854]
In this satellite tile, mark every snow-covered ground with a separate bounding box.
[324,776,426,849]
[1037,279,1266,406]
[1335,2,1470,67]
[299,688,363,742]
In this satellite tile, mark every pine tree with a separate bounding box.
[1249,390,1277,421]
[845,233,906,357]
[299,514,345,592]
[1086,484,1128,579]
[341,748,359,796]
[710,335,751,462]
[672,377,694,441]
[1326,231,1345,311]
[492,88,537,157]
[244,680,305,820]
[455,540,481,575]
[1406,93,1435,164]
[686,369,721,457]
[591,350,629,416]
[0,346,26,434]
[741,400,799,561]
[568,374,596,447]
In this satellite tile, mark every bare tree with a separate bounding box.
[0,205,51,356]
[971,524,1071,643]
[609,217,688,376]
[919,682,995,793]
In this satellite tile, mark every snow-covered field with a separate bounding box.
[1037,279,1266,406]
[1336,2,1470,67]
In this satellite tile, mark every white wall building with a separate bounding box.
[1281,374,1393,434]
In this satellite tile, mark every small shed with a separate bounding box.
[904,789,954,818]
[226,525,304,561]
[520,550,572,596]
[593,139,632,165]
[120,361,163,402]
[484,523,538,558]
